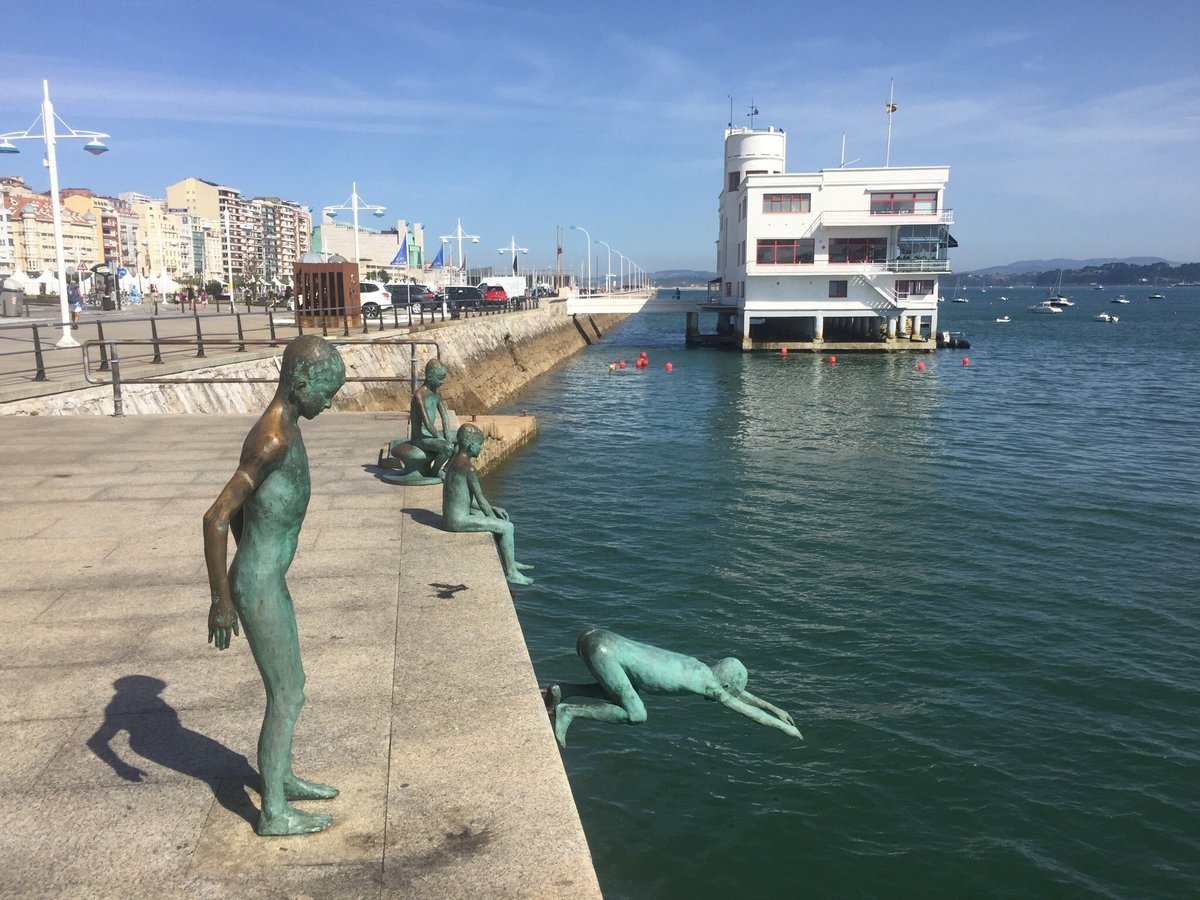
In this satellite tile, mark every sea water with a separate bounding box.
[489,287,1200,898]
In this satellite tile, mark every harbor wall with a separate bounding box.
[0,303,630,417]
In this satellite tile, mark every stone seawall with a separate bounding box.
[0,303,629,417]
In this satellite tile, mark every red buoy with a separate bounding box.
[917,362,925,371]
[665,362,673,372]
[618,360,626,369]
[780,347,788,356]
[962,356,970,366]
[829,355,837,365]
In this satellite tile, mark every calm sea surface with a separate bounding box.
[490,286,1200,899]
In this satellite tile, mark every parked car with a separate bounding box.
[357,280,394,318]
[481,284,508,305]
[444,285,484,313]
[386,282,437,313]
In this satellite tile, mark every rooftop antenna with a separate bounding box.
[727,95,733,128]
[885,78,898,166]
[839,133,860,168]
[747,99,759,129]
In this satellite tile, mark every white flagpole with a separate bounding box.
[885,78,896,167]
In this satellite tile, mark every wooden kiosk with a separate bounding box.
[293,259,361,329]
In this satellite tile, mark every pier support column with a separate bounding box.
[888,317,897,339]
[813,313,824,342]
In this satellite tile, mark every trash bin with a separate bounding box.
[1,278,24,317]
[101,294,116,311]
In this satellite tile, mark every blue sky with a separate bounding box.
[3,0,1198,274]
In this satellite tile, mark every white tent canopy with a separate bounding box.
[150,273,179,294]
[34,269,59,289]
[7,271,36,288]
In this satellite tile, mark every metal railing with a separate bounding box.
[81,336,443,417]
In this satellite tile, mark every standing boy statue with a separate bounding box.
[203,335,346,836]
[545,628,802,747]
[410,358,455,478]
[442,423,534,586]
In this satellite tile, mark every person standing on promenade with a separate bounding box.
[68,282,83,328]
[202,334,345,836]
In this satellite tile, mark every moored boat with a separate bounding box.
[1112,295,1130,304]
[1029,300,1063,314]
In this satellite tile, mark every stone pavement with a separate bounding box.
[0,413,600,898]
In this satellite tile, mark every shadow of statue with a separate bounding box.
[87,675,259,827]
[400,506,444,528]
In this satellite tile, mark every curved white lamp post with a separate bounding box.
[569,225,591,294]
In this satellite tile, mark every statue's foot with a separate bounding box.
[284,774,339,801]
[515,561,535,572]
[257,805,334,836]
[553,705,574,749]
[542,683,562,713]
[506,570,534,586]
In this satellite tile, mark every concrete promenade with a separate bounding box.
[0,412,601,898]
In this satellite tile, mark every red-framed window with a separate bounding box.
[828,280,848,298]
[756,238,815,264]
[870,191,938,215]
[895,280,935,297]
[828,237,888,263]
[762,193,812,213]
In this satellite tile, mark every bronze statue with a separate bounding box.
[442,423,534,586]
[545,628,802,747]
[203,334,346,836]
[379,358,455,485]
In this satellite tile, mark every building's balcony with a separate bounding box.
[819,208,954,227]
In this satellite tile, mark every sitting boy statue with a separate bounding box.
[379,358,455,486]
[442,423,534,586]
[544,628,802,748]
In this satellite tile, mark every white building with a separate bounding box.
[703,126,953,351]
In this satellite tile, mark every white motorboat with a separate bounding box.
[995,315,1011,323]
[1112,295,1130,304]
[1029,300,1063,314]
[952,297,968,303]
[1096,312,1119,323]
[1148,292,1165,299]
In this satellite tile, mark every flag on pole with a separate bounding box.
[426,245,444,270]
[886,102,898,113]
[460,250,466,272]
[389,237,408,267]
[512,253,518,275]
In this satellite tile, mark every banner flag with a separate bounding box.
[389,239,408,267]
[427,245,444,270]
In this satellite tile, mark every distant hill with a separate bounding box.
[651,269,715,287]
[966,257,1173,277]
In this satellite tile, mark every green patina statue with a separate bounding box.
[545,628,803,748]
[442,423,534,586]
[203,334,346,837]
[379,358,454,486]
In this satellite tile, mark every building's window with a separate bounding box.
[738,241,745,265]
[895,280,935,298]
[895,225,950,263]
[828,280,848,298]
[725,281,732,296]
[762,193,812,213]
[828,237,888,263]
[727,172,741,192]
[739,281,745,298]
[756,238,815,264]
[870,191,938,215]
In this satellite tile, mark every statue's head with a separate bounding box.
[456,422,486,456]
[424,358,448,387]
[281,335,345,419]
[711,658,748,695]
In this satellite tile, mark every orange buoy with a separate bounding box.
[618,360,626,369]
[917,362,925,371]
[829,355,837,365]
[962,356,970,366]
[780,347,788,356]
[665,362,673,372]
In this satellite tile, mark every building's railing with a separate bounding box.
[820,208,954,226]
[81,336,443,418]
[745,259,951,277]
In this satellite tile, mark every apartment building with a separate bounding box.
[0,176,101,274]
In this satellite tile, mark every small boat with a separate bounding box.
[1093,284,1105,290]
[995,315,1011,323]
[997,295,1009,301]
[952,297,968,303]
[937,330,970,349]
[1095,312,1118,323]
[1112,295,1130,304]
[1148,292,1165,299]
[1029,300,1063,314]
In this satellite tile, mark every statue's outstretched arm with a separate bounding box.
[739,690,796,726]
[718,691,803,740]
[467,469,496,517]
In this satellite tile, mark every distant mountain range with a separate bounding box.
[650,269,715,286]
[964,257,1174,277]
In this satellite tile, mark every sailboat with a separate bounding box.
[1046,269,1073,307]
[950,276,968,303]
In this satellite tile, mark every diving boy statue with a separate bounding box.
[203,334,345,836]
[544,628,802,747]
[442,422,534,586]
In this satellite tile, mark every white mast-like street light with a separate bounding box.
[569,225,591,294]
[615,250,628,292]
[323,181,384,268]
[498,235,529,275]
[439,218,480,279]
[596,240,614,294]
[0,79,109,348]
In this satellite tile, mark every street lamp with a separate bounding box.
[0,79,109,348]
[323,182,384,268]
[498,235,529,276]
[569,225,591,294]
[439,218,480,282]
[596,240,614,295]
[615,251,628,292]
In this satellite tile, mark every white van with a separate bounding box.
[475,276,527,300]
